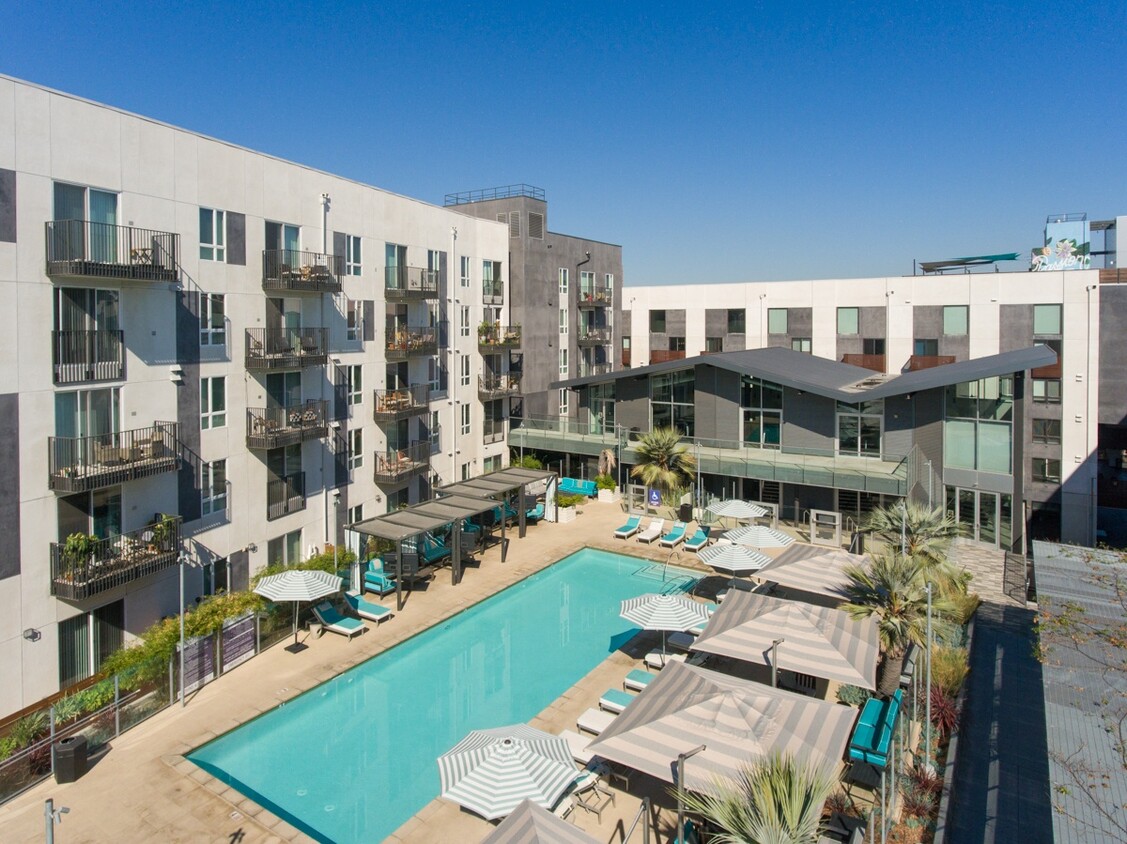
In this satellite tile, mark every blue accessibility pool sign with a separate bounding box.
[648,488,661,506]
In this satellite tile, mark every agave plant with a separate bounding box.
[629,427,696,496]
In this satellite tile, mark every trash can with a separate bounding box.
[54,735,88,784]
[679,502,693,522]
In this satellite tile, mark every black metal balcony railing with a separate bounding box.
[482,281,504,305]
[578,284,612,307]
[478,372,522,399]
[386,326,438,360]
[246,401,328,450]
[262,250,343,293]
[267,472,306,521]
[52,329,125,384]
[373,442,431,484]
[478,324,522,349]
[373,385,429,422]
[384,266,439,300]
[49,422,179,493]
[245,328,328,370]
[483,418,506,445]
[578,327,611,346]
[50,516,182,600]
[45,220,179,283]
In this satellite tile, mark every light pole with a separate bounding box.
[44,798,69,844]
[900,500,908,557]
[924,580,933,772]
[924,460,933,508]
[770,638,784,687]
[179,554,186,708]
[676,744,706,844]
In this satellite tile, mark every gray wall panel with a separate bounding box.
[0,169,15,243]
[913,389,944,475]
[999,304,1033,352]
[0,394,19,578]
[175,292,202,522]
[781,388,834,455]
[883,394,914,460]
[226,212,246,266]
[1099,286,1127,424]
[616,376,650,433]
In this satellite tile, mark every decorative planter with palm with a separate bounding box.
[628,427,696,507]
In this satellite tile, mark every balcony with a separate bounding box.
[478,372,522,399]
[1031,358,1062,379]
[373,385,429,422]
[386,326,437,361]
[49,422,179,493]
[50,516,182,600]
[45,220,179,283]
[483,417,507,445]
[841,353,886,373]
[262,250,342,294]
[245,327,328,370]
[267,472,306,521]
[578,327,611,347]
[580,362,613,377]
[246,401,328,450]
[482,281,504,306]
[905,354,956,372]
[52,330,125,384]
[384,266,439,300]
[478,324,522,350]
[578,285,612,308]
[650,350,686,364]
[374,442,430,484]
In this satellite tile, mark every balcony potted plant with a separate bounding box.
[61,532,99,581]
[477,322,497,345]
[149,513,177,553]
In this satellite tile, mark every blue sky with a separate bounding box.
[3,1,1125,283]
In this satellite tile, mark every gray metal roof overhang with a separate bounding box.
[438,467,557,499]
[349,509,452,542]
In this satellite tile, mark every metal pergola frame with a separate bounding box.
[438,467,559,561]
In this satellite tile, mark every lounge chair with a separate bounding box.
[658,521,687,547]
[569,766,616,822]
[576,707,616,736]
[419,532,452,565]
[643,651,686,671]
[598,688,635,714]
[613,515,642,539]
[635,518,665,544]
[559,728,595,765]
[312,602,366,639]
[684,527,711,552]
[344,591,393,624]
[525,502,545,523]
[667,631,696,651]
[623,668,656,692]
[363,561,397,597]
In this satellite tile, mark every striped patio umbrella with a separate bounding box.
[698,544,771,576]
[437,724,577,821]
[621,593,712,654]
[253,569,343,652]
[705,499,768,521]
[481,798,599,844]
[755,547,866,601]
[725,525,796,548]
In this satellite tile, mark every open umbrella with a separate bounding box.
[725,524,795,548]
[481,798,599,844]
[437,724,577,820]
[698,543,771,576]
[706,499,768,521]
[621,593,711,654]
[253,569,342,653]
[755,547,866,600]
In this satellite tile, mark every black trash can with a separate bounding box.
[54,735,88,784]
[679,502,693,522]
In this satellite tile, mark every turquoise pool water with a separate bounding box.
[189,549,698,843]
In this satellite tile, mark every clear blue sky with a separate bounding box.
[3,1,1125,283]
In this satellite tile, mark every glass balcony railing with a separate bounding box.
[578,327,611,346]
[578,284,612,307]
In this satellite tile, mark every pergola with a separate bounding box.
[437,466,558,557]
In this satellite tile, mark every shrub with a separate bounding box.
[930,686,960,737]
[0,736,17,762]
[836,684,874,707]
[931,645,969,697]
[907,763,943,798]
[8,712,47,749]
[594,473,617,491]
[511,453,543,470]
[557,492,585,508]
[901,783,938,819]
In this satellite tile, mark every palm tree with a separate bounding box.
[678,752,835,844]
[629,427,696,497]
[597,446,617,478]
[862,500,957,565]
[842,552,956,696]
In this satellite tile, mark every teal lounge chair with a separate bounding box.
[598,688,635,714]
[614,516,642,539]
[363,561,397,596]
[684,527,710,552]
[344,591,393,623]
[526,502,545,523]
[623,669,655,692]
[312,602,366,639]
[420,532,452,565]
[658,521,687,548]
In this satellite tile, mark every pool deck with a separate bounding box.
[0,504,1009,843]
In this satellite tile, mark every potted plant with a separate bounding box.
[61,532,99,580]
[150,514,177,552]
[477,322,497,344]
[595,473,620,503]
[555,492,584,523]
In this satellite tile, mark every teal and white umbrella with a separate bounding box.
[726,525,795,548]
[621,593,712,653]
[438,724,577,820]
[698,543,771,575]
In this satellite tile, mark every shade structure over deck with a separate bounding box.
[439,467,559,556]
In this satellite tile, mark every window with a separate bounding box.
[201,460,227,516]
[560,308,569,335]
[349,429,363,470]
[430,410,441,449]
[837,400,884,457]
[768,308,788,335]
[1033,418,1061,444]
[943,305,968,336]
[53,183,118,263]
[837,307,859,336]
[914,338,939,356]
[605,273,615,300]
[58,600,123,688]
[705,337,723,353]
[650,310,666,333]
[558,268,569,296]
[348,503,363,525]
[460,255,470,288]
[726,309,745,334]
[265,220,299,253]
[427,356,442,393]
[944,377,1014,473]
[650,370,695,435]
[199,208,225,261]
[1033,378,1061,403]
[863,338,886,355]
[460,355,471,387]
[1033,304,1062,336]
[559,388,569,415]
[1032,457,1061,483]
[347,365,362,406]
[267,529,302,567]
[460,403,471,435]
[199,293,225,346]
[483,260,503,301]
[346,299,362,341]
[791,338,811,353]
[460,305,470,337]
[344,235,361,276]
[580,271,595,299]
[559,348,569,376]
[669,336,686,352]
[483,455,502,473]
[741,376,783,449]
[201,377,226,429]
[461,462,471,481]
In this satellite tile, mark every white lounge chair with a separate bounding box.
[643,651,686,671]
[635,519,665,544]
[577,707,616,736]
[559,728,595,765]
[623,669,656,692]
[598,688,635,714]
[312,602,366,639]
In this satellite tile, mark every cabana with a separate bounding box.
[438,467,558,560]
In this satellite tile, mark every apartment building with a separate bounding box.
[444,185,623,422]
[0,76,511,718]
[614,259,1121,547]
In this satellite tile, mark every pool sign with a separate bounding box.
[648,488,661,506]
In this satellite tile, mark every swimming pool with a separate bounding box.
[189,548,699,843]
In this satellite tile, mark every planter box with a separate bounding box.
[557,506,577,524]
[597,489,621,504]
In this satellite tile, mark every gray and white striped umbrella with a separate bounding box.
[706,499,768,520]
[621,593,712,653]
[481,799,600,844]
[725,525,795,548]
[437,724,577,820]
[698,543,771,575]
[253,569,344,650]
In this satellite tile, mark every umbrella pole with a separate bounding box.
[293,602,299,647]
